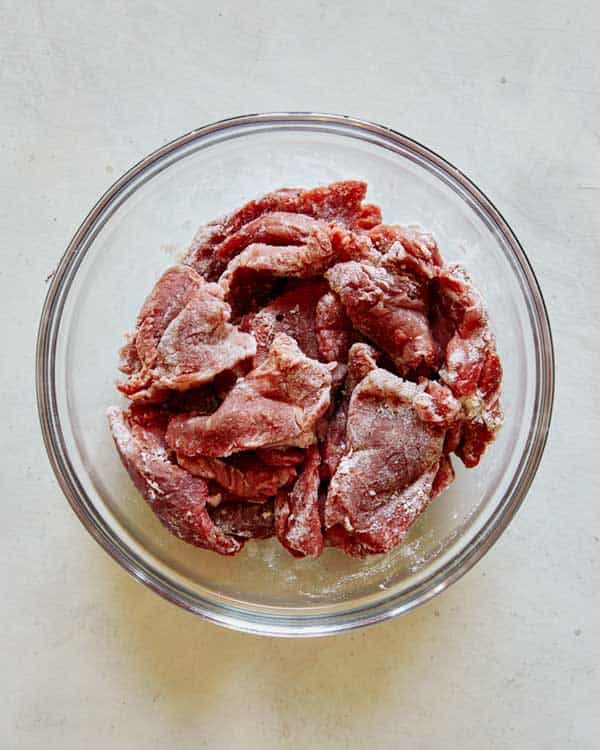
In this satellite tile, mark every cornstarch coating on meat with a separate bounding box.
[118,266,255,402]
[218,215,335,313]
[108,180,503,557]
[325,231,441,374]
[324,369,460,557]
[107,406,243,555]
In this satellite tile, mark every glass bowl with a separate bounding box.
[37,113,554,636]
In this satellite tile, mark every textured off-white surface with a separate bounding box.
[2,1,599,748]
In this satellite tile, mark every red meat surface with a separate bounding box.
[107,406,242,555]
[218,219,335,312]
[353,203,382,231]
[325,239,439,374]
[315,290,353,363]
[368,224,444,270]
[433,264,503,467]
[275,444,323,558]
[256,447,306,466]
[118,265,204,402]
[321,343,380,480]
[166,334,335,458]
[241,279,328,365]
[176,452,296,498]
[329,225,380,264]
[324,369,459,556]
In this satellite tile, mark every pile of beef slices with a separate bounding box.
[108,181,502,558]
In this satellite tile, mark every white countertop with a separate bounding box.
[2,1,599,747]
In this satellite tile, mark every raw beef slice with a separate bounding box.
[107,407,242,555]
[324,369,460,557]
[275,444,323,558]
[325,239,439,373]
[321,343,380,480]
[176,452,296,499]
[185,181,374,280]
[166,334,336,458]
[118,265,204,401]
[315,290,353,363]
[118,267,256,401]
[218,217,335,311]
[432,264,503,467]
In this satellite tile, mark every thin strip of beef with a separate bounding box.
[324,369,460,557]
[315,291,353,363]
[325,240,439,374]
[166,334,336,458]
[215,212,326,268]
[275,444,323,558]
[219,223,335,313]
[118,265,204,401]
[176,452,297,498]
[153,281,255,389]
[186,181,371,280]
[119,273,256,401]
[433,264,503,467]
[240,279,328,365]
[431,455,456,499]
[321,343,380,480]
[107,407,242,555]
[210,500,275,540]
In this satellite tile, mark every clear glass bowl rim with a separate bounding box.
[36,112,555,637]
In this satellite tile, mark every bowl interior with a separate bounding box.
[45,118,548,632]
